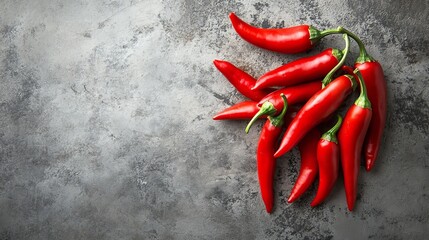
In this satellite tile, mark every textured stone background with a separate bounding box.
[1,0,428,239]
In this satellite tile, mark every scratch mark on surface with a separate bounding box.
[83,84,94,96]
[197,82,233,106]
[70,84,79,94]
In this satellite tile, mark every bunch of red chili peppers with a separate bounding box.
[212,13,387,213]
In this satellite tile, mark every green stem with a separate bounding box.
[353,69,372,109]
[321,114,343,144]
[319,26,374,63]
[245,101,277,133]
[322,34,350,87]
[268,94,288,127]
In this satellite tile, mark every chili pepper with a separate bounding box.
[212,101,260,120]
[252,48,342,90]
[245,82,321,132]
[310,115,342,207]
[229,12,323,54]
[213,80,320,122]
[257,81,322,111]
[254,94,288,213]
[274,74,356,158]
[213,59,272,101]
[288,128,320,203]
[338,70,372,211]
[354,61,386,171]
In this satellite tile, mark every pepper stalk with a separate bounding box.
[319,26,375,63]
[268,94,288,127]
[321,115,343,144]
[353,69,372,109]
[322,34,350,87]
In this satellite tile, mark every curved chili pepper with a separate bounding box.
[229,12,322,54]
[311,115,342,207]
[255,94,288,213]
[253,49,342,90]
[213,59,272,101]
[214,81,321,122]
[212,101,260,120]
[257,81,322,111]
[244,82,321,132]
[288,128,320,203]
[354,61,386,171]
[338,70,372,211]
[274,74,356,158]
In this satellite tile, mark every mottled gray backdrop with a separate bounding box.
[1,0,428,239]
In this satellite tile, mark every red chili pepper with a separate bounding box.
[274,74,356,158]
[212,101,260,120]
[213,59,272,101]
[342,63,385,171]
[254,94,288,213]
[288,128,320,203]
[311,115,342,207]
[229,12,322,54]
[213,80,320,122]
[338,70,372,211]
[245,82,322,132]
[354,61,386,171]
[257,81,322,110]
[252,48,342,90]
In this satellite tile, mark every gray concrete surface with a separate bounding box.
[1,0,428,239]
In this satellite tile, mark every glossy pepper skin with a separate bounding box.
[229,13,321,54]
[213,59,272,101]
[338,70,372,211]
[213,81,320,121]
[341,65,358,79]
[212,101,260,120]
[243,83,327,133]
[257,81,322,112]
[253,48,342,90]
[354,61,386,171]
[255,94,288,213]
[317,27,387,171]
[311,115,342,207]
[274,75,356,158]
[288,128,320,203]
